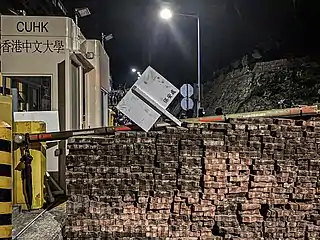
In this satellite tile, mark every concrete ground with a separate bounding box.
[12,202,66,240]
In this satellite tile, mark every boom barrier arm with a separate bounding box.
[14,105,320,145]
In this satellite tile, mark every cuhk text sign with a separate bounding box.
[16,21,49,33]
[0,39,65,54]
[1,16,69,37]
[1,16,67,54]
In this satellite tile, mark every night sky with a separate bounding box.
[63,0,320,88]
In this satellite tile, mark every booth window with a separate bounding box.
[8,76,51,112]
[0,77,11,95]
[71,62,80,129]
[82,70,86,128]
[101,90,107,126]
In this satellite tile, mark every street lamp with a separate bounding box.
[102,33,114,48]
[131,68,137,73]
[75,7,91,25]
[159,8,201,117]
[160,8,173,20]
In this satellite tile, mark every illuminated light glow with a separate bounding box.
[160,8,173,20]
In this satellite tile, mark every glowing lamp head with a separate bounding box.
[160,8,173,20]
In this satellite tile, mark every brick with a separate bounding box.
[66,119,320,239]
[240,203,261,211]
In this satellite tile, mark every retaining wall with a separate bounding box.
[65,118,320,239]
[203,57,320,114]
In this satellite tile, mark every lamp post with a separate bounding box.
[159,8,201,117]
[75,7,91,25]
[102,33,114,49]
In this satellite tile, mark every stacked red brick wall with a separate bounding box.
[65,118,320,239]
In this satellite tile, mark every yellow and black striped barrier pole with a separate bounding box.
[0,121,12,240]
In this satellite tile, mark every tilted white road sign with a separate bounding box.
[117,66,181,132]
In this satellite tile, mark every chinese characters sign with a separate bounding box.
[163,89,177,104]
[0,39,65,54]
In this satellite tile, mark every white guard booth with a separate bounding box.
[0,15,111,189]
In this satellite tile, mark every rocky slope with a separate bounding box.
[203,57,320,115]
